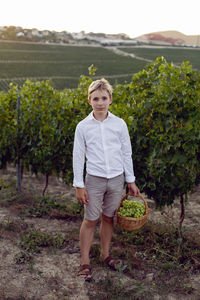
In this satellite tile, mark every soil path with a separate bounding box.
[0,168,200,299]
[106,46,153,63]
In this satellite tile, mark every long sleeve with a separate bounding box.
[120,121,136,183]
[72,112,135,183]
[73,124,86,187]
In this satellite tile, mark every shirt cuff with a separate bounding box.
[125,175,136,183]
[73,181,85,188]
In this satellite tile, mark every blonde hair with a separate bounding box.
[88,78,112,99]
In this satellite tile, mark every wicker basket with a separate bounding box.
[116,193,149,231]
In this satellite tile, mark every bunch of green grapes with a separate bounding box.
[118,199,145,218]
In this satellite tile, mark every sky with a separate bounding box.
[0,0,200,38]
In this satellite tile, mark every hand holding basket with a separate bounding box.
[116,193,149,231]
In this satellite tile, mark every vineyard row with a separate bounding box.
[1,58,200,211]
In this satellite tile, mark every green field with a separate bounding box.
[0,41,200,91]
[120,46,200,70]
[0,41,147,91]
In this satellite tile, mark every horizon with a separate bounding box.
[0,25,199,40]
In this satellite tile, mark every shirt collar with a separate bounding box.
[88,111,112,121]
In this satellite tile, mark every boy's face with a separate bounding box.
[88,89,112,116]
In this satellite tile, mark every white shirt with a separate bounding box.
[73,111,136,188]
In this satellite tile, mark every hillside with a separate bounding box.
[137,30,200,47]
[0,26,199,47]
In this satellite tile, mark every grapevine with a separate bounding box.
[0,59,200,233]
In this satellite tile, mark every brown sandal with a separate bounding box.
[104,256,123,271]
[77,264,92,281]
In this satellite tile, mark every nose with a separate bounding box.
[98,99,104,105]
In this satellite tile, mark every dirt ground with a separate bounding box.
[0,167,200,300]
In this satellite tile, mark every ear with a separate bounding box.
[88,97,91,105]
[109,97,113,104]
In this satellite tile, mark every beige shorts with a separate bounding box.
[84,173,125,221]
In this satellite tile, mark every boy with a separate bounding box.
[73,78,139,281]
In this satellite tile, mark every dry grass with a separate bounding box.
[0,167,200,299]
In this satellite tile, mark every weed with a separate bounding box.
[66,200,84,217]
[0,176,83,219]
[1,171,200,298]
[20,230,66,254]
[21,195,66,217]
[87,273,149,300]
[0,178,9,190]
[15,250,33,264]
[0,218,27,233]
[28,260,35,272]
[0,218,16,232]
[110,221,200,296]
[90,243,101,264]
[0,177,18,206]
[20,194,84,219]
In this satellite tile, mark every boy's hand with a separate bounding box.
[128,182,140,197]
[75,187,89,205]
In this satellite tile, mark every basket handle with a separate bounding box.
[120,193,149,214]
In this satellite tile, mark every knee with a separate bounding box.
[101,213,114,225]
[83,218,98,228]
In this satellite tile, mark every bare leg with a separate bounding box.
[100,213,123,270]
[79,218,98,265]
[100,213,114,260]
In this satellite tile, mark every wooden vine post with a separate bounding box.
[17,90,22,193]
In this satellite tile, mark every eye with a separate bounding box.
[102,96,108,101]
